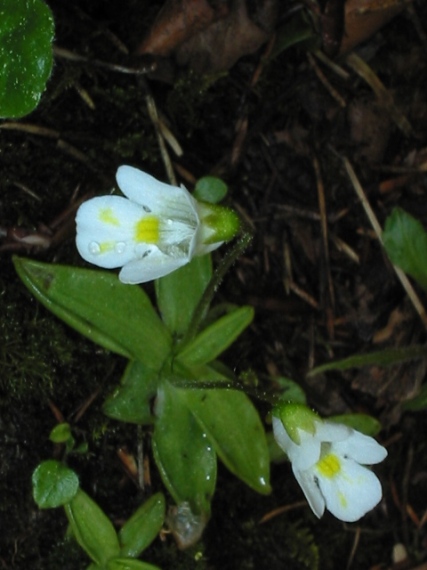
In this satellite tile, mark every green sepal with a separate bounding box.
[152,379,217,517]
[64,489,120,566]
[273,403,320,445]
[383,207,427,290]
[178,365,271,495]
[119,493,165,558]
[176,306,254,367]
[199,203,240,244]
[107,558,161,570]
[103,361,158,424]
[32,460,79,508]
[0,0,54,118]
[155,255,212,335]
[13,257,171,369]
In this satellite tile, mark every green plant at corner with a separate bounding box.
[0,0,54,118]
[14,234,271,531]
[32,438,165,570]
[383,207,427,291]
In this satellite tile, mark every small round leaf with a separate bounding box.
[0,0,55,118]
[32,460,79,508]
[194,176,228,204]
[49,422,72,443]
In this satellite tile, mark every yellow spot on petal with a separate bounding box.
[338,492,348,508]
[99,241,115,253]
[99,208,120,226]
[316,453,341,478]
[134,215,160,244]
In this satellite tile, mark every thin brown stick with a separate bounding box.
[343,157,427,329]
[313,154,335,338]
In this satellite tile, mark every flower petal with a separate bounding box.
[315,421,352,443]
[76,195,146,269]
[116,165,198,220]
[293,468,325,518]
[316,458,383,522]
[272,417,321,470]
[332,431,387,465]
[118,248,189,284]
[272,416,298,458]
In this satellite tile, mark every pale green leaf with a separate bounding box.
[32,460,79,508]
[152,380,217,517]
[14,257,171,369]
[65,489,120,565]
[119,493,165,558]
[176,306,254,367]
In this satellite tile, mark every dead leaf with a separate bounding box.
[338,0,408,55]
[135,0,228,57]
[136,0,278,74]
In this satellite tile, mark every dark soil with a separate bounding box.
[1,1,427,569]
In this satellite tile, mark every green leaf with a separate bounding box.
[14,257,171,369]
[0,0,54,118]
[119,493,165,558]
[103,361,158,424]
[180,366,271,495]
[49,422,72,443]
[193,176,228,204]
[274,376,307,405]
[328,413,382,436]
[155,255,212,335]
[65,489,120,566]
[307,344,427,376]
[176,306,254,367]
[270,10,319,59]
[107,558,161,570]
[32,460,79,508]
[383,207,427,290]
[152,380,217,517]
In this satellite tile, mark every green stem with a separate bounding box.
[180,230,253,347]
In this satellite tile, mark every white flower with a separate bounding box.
[272,414,387,522]
[76,166,239,284]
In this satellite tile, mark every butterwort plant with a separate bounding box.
[272,403,387,522]
[14,168,271,539]
[32,424,165,570]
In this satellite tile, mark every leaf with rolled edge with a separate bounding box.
[307,344,427,376]
[119,493,165,558]
[14,257,171,370]
[155,255,212,335]
[103,361,158,424]
[176,306,254,367]
[0,0,54,118]
[383,207,427,291]
[32,460,79,508]
[65,489,120,566]
[107,558,161,570]
[178,365,271,495]
[152,379,217,517]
